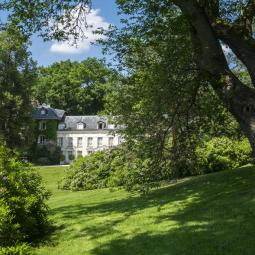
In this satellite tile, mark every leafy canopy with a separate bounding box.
[0,26,36,148]
[33,58,116,115]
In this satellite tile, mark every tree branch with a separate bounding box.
[236,0,255,35]
[213,21,255,86]
[197,0,219,21]
[172,0,228,76]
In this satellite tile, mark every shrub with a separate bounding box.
[37,157,51,165]
[61,137,252,192]
[68,154,75,161]
[61,150,113,190]
[31,143,61,165]
[0,243,34,255]
[196,137,252,174]
[0,146,50,247]
[60,154,65,162]
[60,147,156,192]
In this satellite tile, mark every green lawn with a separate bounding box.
[35,165,255,255]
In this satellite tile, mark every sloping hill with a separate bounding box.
[36,165,255,255]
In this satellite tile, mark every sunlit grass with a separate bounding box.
[35,165,255,255]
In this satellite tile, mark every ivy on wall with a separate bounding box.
[36,120,58,142]
[46,120,58,141]
[30,120,61,165]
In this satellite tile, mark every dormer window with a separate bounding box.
[41,108,47,115]
[77,122,86,130]
[58,123,66,130]
[98,121,106,130]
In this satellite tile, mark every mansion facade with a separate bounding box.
[33,104,122,163]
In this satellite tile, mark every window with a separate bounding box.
[41,109,46,115]
[77,151,83,157]
[87,150,93,155]
[39,121,46,130]
[67,151,73,160]
[97,137,103,147]
[118,137,123,145]
[98,122,106,130]
[68,137,73,147]
[108,137,114,147]
[77,122,85,130]
[87,137,93,147]
[57,137,63,147]
[58,123,66,130]
[38,135,45,144]
[77,137,83,147]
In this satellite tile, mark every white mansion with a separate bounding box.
[57,115,122,163]
[33,104,122,163]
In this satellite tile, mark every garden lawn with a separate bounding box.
[35,165,255,255]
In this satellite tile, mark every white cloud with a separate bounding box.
[50,8,109,54]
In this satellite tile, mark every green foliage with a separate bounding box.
[33,120,58,150]
[60,144,169,192]
[0,146,50,247]
[68,154,75,161]
[60,147,154,191]
[0,243,34,255]
[33,58,116,115]
[0,26,36,148]
[60,154,65,162]
[1,1,92,41]
[61,150,115,191]
[102,1,246,182]
[31,143,62,165]
[61,137,252,192]
[44,120,58,141]
[196,137,252,174]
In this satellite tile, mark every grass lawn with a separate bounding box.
[35,165,255,255]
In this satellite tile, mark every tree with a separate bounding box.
[171,0,255,156]
[0,26,36,148]
[2,0,255,154]
[33,58,115,115]
[102,3,244,177]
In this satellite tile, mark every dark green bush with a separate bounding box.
[196,137,252,174]
[60,147,157,192]
[31,143,61,165]
[61,150,114,191]
[61,137,252,192]
[37,157,51,165]
[0,146,50,247]
[60,154,65,162]
[68,154,75,161]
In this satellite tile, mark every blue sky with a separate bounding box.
[28,0,120,66]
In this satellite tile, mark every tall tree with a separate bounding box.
[34,58,115,114]
[0,27,36,148]
[2,0,255,153]
[108,0,255,155]
[170,0,255,155]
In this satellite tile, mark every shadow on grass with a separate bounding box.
[51,166,255,254]
[31,223,66,247]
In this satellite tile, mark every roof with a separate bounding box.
[60,116,112,130]
[33,104,65,121]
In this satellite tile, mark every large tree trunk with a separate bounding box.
[216,74,255,156]
[172,0,255,156]
[215,24,255,85]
